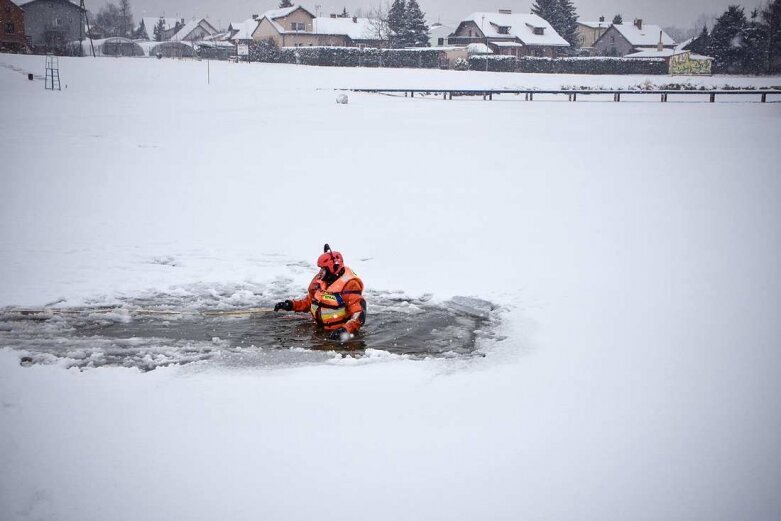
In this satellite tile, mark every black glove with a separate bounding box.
[328,328,349,342]
[274,300,293,312]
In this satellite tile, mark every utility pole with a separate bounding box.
[80,0,96,57]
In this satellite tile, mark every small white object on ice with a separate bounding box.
[336,94,349,105]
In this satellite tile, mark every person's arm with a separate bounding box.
[340,279,366,334]
[275,279,315,313]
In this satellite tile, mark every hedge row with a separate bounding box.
[249,41,447,69]
[469,56,668,75]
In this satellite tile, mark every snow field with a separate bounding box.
[1,54,780,521]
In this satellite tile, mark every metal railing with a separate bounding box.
[345,88,781,103]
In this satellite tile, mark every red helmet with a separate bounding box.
[317,244,344,275]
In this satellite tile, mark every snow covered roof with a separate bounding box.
[258,6,316,34]
[230,18,260,40]
[314,17,375,40]
[612,23,675,47]
[492,41,524,48]
[460,12,569,47]
[579,20,611,29]
[625,48,713,60]
[263,5,306,20]
[170,19,217,42]
[138,17,180,40]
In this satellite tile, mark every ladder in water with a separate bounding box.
[45,55,60,91]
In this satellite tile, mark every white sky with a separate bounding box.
[98,0,768,30]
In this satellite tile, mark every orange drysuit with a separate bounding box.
[291,267,366,334]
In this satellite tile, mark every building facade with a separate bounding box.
[592,19,675,57]
[252,6,385,48]
[576,19,610,50]
[20,0,83,52]
[449,11,569,58]
[0,0,27,51]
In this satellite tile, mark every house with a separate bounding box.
[429,22,453,47]
[20,0,84,52]
[170,18,217,43]
[228,17,259,43]
[592,19,675,57]
[0,0,27,52]
[624,41,713,75]
[136,17,181,41]
[448,10,569,58]
[576,17,610,50]
[251,5,385,48]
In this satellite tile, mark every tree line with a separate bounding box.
[689,1,781,73]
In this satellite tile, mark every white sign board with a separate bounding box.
[237,44,249,57]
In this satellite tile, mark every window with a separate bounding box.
[533,27,544,35]
[437,38,444,46]
[5,22,14,34]
[497,26,509,35]
[291,22,305,31]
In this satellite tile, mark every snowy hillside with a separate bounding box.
[1,54,780,521]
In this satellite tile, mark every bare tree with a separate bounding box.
[366,3,392,43]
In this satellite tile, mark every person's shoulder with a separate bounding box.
[344,270,364,291]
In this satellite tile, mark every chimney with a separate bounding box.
[657,31,664,51]
[498,9,512,15]
[252,14,258,20]
[352,16,357,23]
[634,18,642,30]
[599,16,605,23]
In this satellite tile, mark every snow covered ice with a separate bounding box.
[1,54,780,521]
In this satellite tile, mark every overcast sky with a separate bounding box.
[114,0,768,30]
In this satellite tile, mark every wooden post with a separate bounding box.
[529,93,534,101]
[710,93,716,103]
[489,93,493,101]
[761,93,767,103]
[573,93,577,102]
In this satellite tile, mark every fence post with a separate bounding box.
[710,93,716,103]
[761,92,767,103]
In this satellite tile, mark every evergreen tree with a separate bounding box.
[742,9,767,73]
[709,5,748,73]
[557,0,580,48]
[532,0,562,31]
[612,14,623,25]
[341,7,349,18]
[403,0,429,47]
[387,0,406,48]
[154,17,166,42]
[532,0,579,49]
[762,0,781,72]
[118,0,133,38]
[278,0,293,8]
[688,25,711,56]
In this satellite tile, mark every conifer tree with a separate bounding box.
[532,0,579,49]
[612,14,623,25]
[557,0,580,48]
[742,9,767,73]
[688,25,710,56]
[154,17,166,42]
[278,0,293,8]
[387,0,406,48]
[709,5,749,73]
[532,0,562,31]
[403,0,429,47]
[763,0,781,72]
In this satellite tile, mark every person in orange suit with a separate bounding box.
[275,244,366,342]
